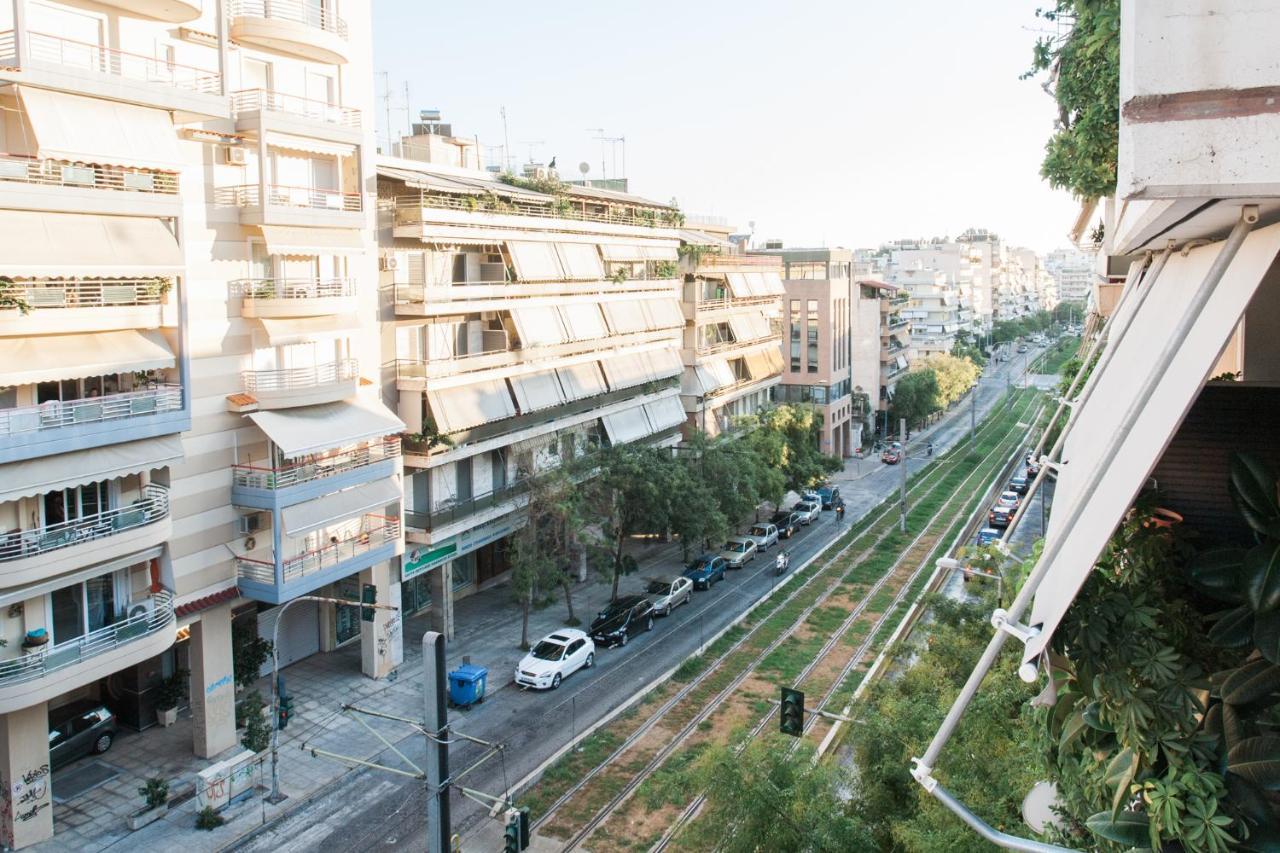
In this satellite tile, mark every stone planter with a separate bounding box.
[156,706,178,727]
[127,803,168,831]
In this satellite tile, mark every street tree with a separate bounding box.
[891,369,939,432]
[740,405,841,492]
[580,443,675,601]
[508,465,586,647]
[920,353,981,408]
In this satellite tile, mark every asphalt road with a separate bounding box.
[230,348,1046,853]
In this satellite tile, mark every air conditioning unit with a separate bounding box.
[237,512,264,535]
[127,599,156,620]
[224,146,247,165]
[380,255,399,271]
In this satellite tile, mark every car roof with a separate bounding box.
[614,595,645,606]
[543,629,587,642]
[749,522,774,529]
[726,535,752,543]
[49,700,108,726]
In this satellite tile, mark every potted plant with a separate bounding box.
[127,778,169,830]
[154,668,188,727]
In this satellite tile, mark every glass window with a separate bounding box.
[807,300,819,374]
[452,552,477,590]
[51,584,85,644]
[789,299,801,372]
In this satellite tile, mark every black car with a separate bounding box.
[1009,474,1029,495]
[589,595,655,647]
[988,505,1014,528]
[50,701,116,770]
[770,511,801,539]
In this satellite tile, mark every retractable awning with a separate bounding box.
[759,271,786,296]
[555,243,604,281]
[558,303,609,341]
[644,395,687,434]
[265,131,355,158]
[646,346,684,379]
[600,352,652,391]
[601,300,648,334]
[0,329,174,386]
[598,242,678,262]
[1022,220,1280,665]
[508,305,568,347]
[507,242,565,282]
[724,272,752,298]
[17,85,179,170]
[557,362,607,401]
[248,397,405,459]
[257,314,360,347]
[281,477,401,537]
[0,210,182,276]
[744,351,778,380]
[0,435,182,503]
[376,165,555,204]
[258,225,365,256]
[642,298,686,331]
[426,378,515,434]
[600,405,652,445]
[509,370,566,413]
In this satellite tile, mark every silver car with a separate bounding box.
[793,500,821,525]
[646,576,692,616]
[719,536,758,569]
[744,523,779,551]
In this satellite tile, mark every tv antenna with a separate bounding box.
[591,130,626,180]
[519,139,546,165]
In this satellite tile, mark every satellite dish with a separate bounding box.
[578,161,590,175]
[1021,781,1063,834]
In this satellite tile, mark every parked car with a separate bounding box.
[515,629,595,689]
[793,500,821,525]
[816,485,842,509]
[50,701,117,769]
[1009,474,1029,495]
[801,490,823,507]
[881,447,902,464]
[975,527,1001,546]
[646,576,693,616]
[770,511,800,539]
[1017,344,1029,353]
[589,596,655,647]
[996,490,1021,510]
[744,522,779,551]
[989,505,1014,528]
[719,536,758,568]
[684,554,728,590]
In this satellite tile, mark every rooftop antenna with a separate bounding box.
[500,106,512,173]
[586,128,605,178]
[519,140,546,164]
[594,132,626,180]
[378,71,393,154]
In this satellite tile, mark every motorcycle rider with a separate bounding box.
[775,549,789,574]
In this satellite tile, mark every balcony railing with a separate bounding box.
[233,277,354,303]
[405,478,533,533]
[2,278,171,310]
[0,154,178,194]
[218,183,362,212]
[2,30,220,93]
[394,278,677,308]
[236,516,399,585]
[394,192,682,230]
[229,0,348,39]
[0,590,174,687]
[231,88,360,128]
[233,437,400,490]
[0,385,181,436]
[0,484,169,562]
[242,358,358,393]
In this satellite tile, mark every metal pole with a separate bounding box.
[898,417,907,533]
[424,631,451,853]
[969,387,976,452]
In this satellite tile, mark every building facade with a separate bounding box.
[1045,247,1093,305]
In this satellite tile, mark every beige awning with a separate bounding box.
[248,397,405,459]
[644,395,687,434]
[600,352,652,391]
[509,370,566,413]
[724,272,751,299]
[426,379,516,434]
[642,298,686,330]
[0,436,182,503]
[18,85,179,170]
[598,242,677,262]
[600,405,652,445]
[744,351,777,380]
[555,243,604,281]
[259,225,365,256]
[0,210,182,276]
[507,241,564,282]
[281,477,401,537]
[508,305,568,347]
[265,131,355,158]
[0,329,174,386]
[759,271,786,296]
[257,314,360,347]
[557,362,607,401]
[558,303,609,341]
[647,346,684,380]
[601,300,648,334]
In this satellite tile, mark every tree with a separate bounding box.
[666,463,729,560]
[739,405,841,492]
[891,369,939,432]
[920,353,981,408]
[580,444,675,601]
[509,466,583,647]
[951,338,987,368]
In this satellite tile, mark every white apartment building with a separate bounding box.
[887,239,988,332]
[0,1,392,846]
[1045,246,1094,304]
[891,267,971,358]
[379,140,686,636]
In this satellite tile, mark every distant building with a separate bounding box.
[1045,248,1094,304]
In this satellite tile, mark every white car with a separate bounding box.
[801,490,823,507]
[996,490,1021,510]
[793,500,821,525]
[646,576,692,616]
[719,536,758,569]
[745,522,779,551]
[515,629,594,690]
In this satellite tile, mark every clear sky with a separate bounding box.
[370,0,1080,254]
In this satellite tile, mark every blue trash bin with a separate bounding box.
[448,663,488,708]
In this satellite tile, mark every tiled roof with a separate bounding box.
[175,586,240,618]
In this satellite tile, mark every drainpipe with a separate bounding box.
[912,206,1259,848]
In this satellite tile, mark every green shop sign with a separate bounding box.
[402,542,457,580]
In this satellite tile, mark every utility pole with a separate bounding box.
[899,417,908,533]
[969,387,976,452]
[424,632,450,853]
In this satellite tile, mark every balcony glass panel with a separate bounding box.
[0,484,168,562]
[235,515,399,585]
[233,438,400,490]
[0,385,181,436]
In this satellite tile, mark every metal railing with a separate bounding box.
[0,385,181,436]
[0,590,174,687]
[232,437,400,490]
[233,278,354,303]
[241,358,358,393]
[231,88,360,128]
[394,191,680,229]
[229,0,348,39]
[3,278,171,310]
[0,154,178,194]
[7,30,220,93]
[404,479,533,533]
[695,294,778,312]
[236,516,399,585]
[697,333,781,356]
[217,183,362,212]
[0,484,169,562]
[393,279,676,307]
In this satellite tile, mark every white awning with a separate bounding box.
[760,271,786,295]
[642,299,686,331]
[724,272,752,298]
[508,305,568,347]
[601,300,648,335]
[555,243,604,281]
[0,329,174,386]
[1023,221,1280,665]
[507,241,565,282]
[644,395,686,434]
[557,362,607,401]
[281,477,401,537]
[259,225,365,256]
[601,405,652,445]
[704,357,737,388]
[599,243,649,262]
[727,315,755,343]
[265,131,356,158]
[248,397,405,459]
[0,547,162,608]
[558,303,609,341]
[509,370,566,413]
[647,347,684,380]
[426,378,515,434]
[600,352,652,391]
[682,366,717,396]
[645,244,679,262]
[0,210,182,276]
[17,85,179,170]
[0,436,182,503]
[257,314,359,347]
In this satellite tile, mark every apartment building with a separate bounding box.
[891,267,970,358]
[1045,246,1093,304]
[0,1,387,846]
[678,225,784,438]
[379,139,686,637]
[865,280,910,429]
[886,239,988,332]
[764,247,860,457]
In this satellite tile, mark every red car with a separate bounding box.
[881,448,902,464]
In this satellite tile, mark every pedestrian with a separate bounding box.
[927,441,933,456]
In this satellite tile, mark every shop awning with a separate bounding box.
[508,305,568,347]
[509,370,566,413]
[259,225,365,256]
[507,241,564,282]
[1022,221,1280,666]
[555,243,604,281]
[265,131,355,158]
[0,329,174,386]
[281,477,401,537]
[0,210,182,276]
[557,362,607,401]
[17,85,179,170]
[257,314,360,347]
[426,378,516,434]
[248,397,405,459]
[600,405,652,445]
[558,303,609,341]
[0,436,181,503]
[644,395,687,434]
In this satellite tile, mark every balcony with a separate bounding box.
[0,590,175,714]
[0,278,174,336]
[0,384,183,455]
[228,0,349,64]
[217,183,363,228]
[236,516,401,604]
[232,88,360,134]
[405,479,532,540]
[393,192,683,238]
[88,0,202,22]
[241,358,359,409]
[235,278,356,318]
[394,278,679,317]
[232,437,401,510]
[0,153,181,216]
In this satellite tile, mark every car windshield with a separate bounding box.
[724,541,746,553]
[687,559,709,572]
[647,581,672,595]
[749,526,769,537]
[598,604,626,619]
[531,641,565,661]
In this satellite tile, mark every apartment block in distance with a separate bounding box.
[677,223,784,438]
[380,130,686,637]
[0,1,391,846]
[865,280,910,434]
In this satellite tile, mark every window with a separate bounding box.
[455,457,472,503]
[50,574,119,645]
[452,552,477,590]
[789,299,801,372]
[807,300,819,373]
[490,450,507,493]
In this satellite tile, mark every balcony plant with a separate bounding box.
[0,276,30,315]
[127,777,169,830]
[154,668,188,727]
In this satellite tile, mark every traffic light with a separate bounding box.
[518,807,530,850]
[361,583,377,622]
[278,695,294,730]
[503,810,520,853]
[779,687,805,737]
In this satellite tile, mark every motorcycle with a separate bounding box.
[775,551,790,576]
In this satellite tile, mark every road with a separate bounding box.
[230,348,1045,853]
